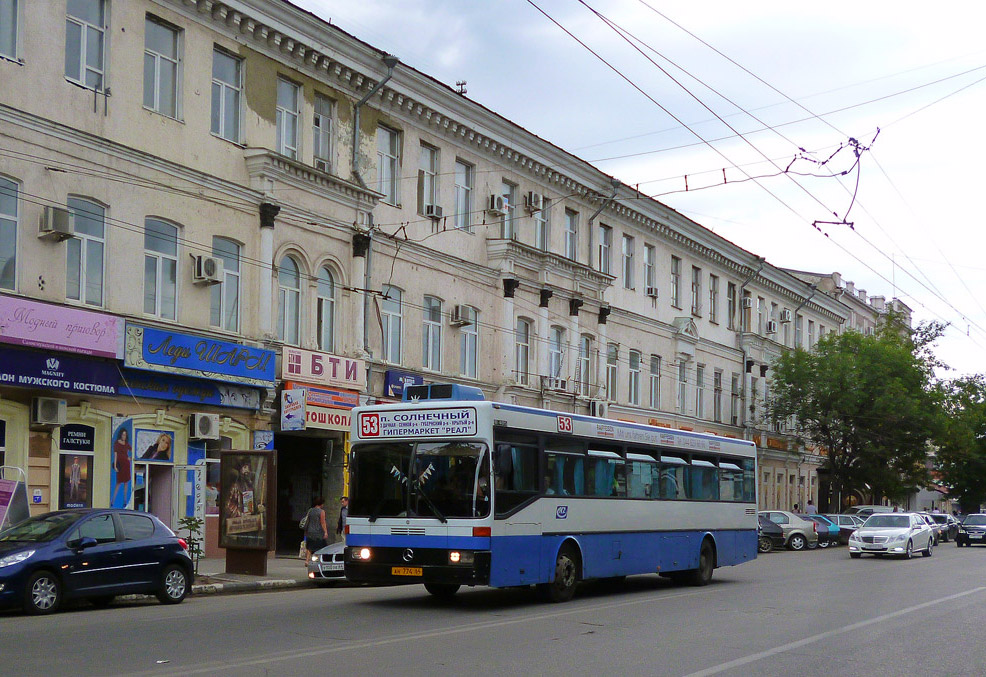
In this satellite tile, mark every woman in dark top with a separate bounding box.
[304,497,329,565]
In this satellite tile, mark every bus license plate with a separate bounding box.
[391,566,423,576]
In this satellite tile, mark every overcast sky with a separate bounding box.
[294,0,986,379]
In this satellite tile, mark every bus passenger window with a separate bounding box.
[545,453,584,496]
[493,443,539,515]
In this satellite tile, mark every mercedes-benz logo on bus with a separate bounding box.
[402,548,414,562]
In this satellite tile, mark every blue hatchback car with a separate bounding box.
[0,509,192,614]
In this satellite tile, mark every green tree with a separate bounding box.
[769,317,943,508]
[936,376,986,512]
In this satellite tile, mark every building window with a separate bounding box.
[211,49,241,142]
[628,350,641,405]
[727,282,737,329]
[695,364,705,419]
[381,285,402,364]
[709,275,719,323]
[605,343,618,401]
[691,266,702,315]
[730,373,741,425]
[670,256,681,308]
[65,0,105,90]
[578,335,592,397]
[644,244,656,293]
[276,78,300,159]
[277,256,301,345]
[548,326,564,379]
[501,181,517,239]
[459,306,478,378]
[377,126,400,205]
[677,362,687,413]
[713,370,723,422]
[741,292,751,332]
[454,160,473,231]
[534,197,550,252]
[757,297,765,334]
[317,267,335,352]
[622,235,634,289]
[422,296,442,371]
[598,225,612,275]
[649,355,661,409]
[808,320,816,348]
[313,94,334,172]
[418,143,438,216]
[795,314,803,347]
[143,17,180,118]
[143,218,178,320]
[66,197,104,306]
[209,237,239,332]
[515,318,531,386]
[783,314,790,346]
[0,177,16,290]
[564,209,579,260]
[0,0,18,60]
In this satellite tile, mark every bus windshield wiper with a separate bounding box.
[412,482,447,523]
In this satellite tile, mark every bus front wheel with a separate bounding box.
[424,583,460,598]
[685,540,715,586]
[540,545,580,603]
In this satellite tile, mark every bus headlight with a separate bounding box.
[449,551,475,565]
[350,547,372,561]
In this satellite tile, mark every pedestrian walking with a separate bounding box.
[805,500,817,515]
[336,496,349,540]
[304,497,329,566]
[792,503,800,513]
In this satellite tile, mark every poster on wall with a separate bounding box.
[58,454,93,509]
[219,451,273,550]
[110,417,134,509]
[135,429,174,463]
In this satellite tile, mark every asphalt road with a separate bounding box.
[3,542,985,676]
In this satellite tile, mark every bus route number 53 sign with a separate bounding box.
[557,415,573,434]
[359,413,380,437]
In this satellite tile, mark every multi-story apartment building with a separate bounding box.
[0,0,902,551]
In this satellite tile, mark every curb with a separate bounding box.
[190,579,309,596]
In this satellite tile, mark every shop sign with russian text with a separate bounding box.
[0,295,123,359]
[284,381,358,409]
[357,407,477,439]
[0,348,119,395]
[306,407,351,432]
[281,347,365,391]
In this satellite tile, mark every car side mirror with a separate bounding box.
[74,536,98,550]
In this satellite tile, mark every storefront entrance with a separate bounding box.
[133,463,173,528]
[273,432,343,555]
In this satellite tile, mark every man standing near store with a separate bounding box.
[336,496,348,542]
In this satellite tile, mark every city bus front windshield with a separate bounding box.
[349,441,490,520]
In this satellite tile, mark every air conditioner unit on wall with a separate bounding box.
[779,309,793,323]
[449,305,472,327]
[32,397,67,426]
[189,413,220,440]
[766,320,778,334]
[645,286,659,298]
[741,297,754,309]
[193,255,224,285]
[38,206,74,241]
[540,376,567,391]
[525,191,543,212]
[425,204,443,219]
[487,194,506,216]
[590,399,608,418]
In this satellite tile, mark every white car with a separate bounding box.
[307,541,346,584]
[848,512,935,559]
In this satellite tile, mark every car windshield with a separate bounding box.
[928,514,947,524]
[863,515,911,528]
[349,441,490,520]
[963,515,986,526]
[0,512,81,543]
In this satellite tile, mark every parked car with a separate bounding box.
[758,515,786,553]
[759,511,819,551]
[848,512,935,559]
[0,509,192,615]
[803,514,841,548]
[917,513,942,545]
[307,541,345,584]
[956,514,986,547]
[823,513,864,544]
[844,505,894,518]
[925,513,958,542]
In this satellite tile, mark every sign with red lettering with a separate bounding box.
[281,347,365,391]
[306,406,352,432]
[557,415,573,433]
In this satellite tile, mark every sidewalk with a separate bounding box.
[189,555,315,596]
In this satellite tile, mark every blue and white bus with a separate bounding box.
[344,384,757,601]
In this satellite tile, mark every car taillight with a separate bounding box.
[812,522,817,532]
[178,538,188,551]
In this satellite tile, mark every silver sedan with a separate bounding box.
[848,512,935,559]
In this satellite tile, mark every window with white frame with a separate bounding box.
[313,94,333,172]
[598,225,612,275]
[677,361,687,413]
[66,197,104,306]
[695,364,705,419]
[649,355,661,408]
[578,335,592,397]
[276,78,300,159]
[211,48,241,142]
[795,314,803,347]
[808,319,815,347]
[143,218,178,320]
[757,297,765,334]
[422,296,442,371]
[209,237,239,332]
[622,234,634,289]
[713,370,723,422]
[730,373,741,425]
[564,209,578,260]
[644,244,655,292]
[605,343,618,401]
[548,326,564,379]
[741,292,751,332]
[317,267,335,352]
[727,282,737,329]
[534,197,550,251]
[670,256,681,307]
[514,318,531,385]
[377,126,400,205]
[0,0,18,60]
[65,0,105,90]
[628,350,641,405]
[277,255,301,345]
[454,160,473,231]
[501,181,517,239]
[418,143,438,216]
[381,285,402,363]
[0,177,17,290]
[459,306,478,378]
[709,274,719,323]
[143,17,180,118]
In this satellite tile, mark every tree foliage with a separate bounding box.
[936,376,986,512]
[769,317,944,507]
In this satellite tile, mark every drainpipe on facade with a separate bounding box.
[586,179,621,270]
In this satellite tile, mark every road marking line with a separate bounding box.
[682,585,986,677]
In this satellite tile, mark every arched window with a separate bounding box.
[143,218,178,319]
[317,267,335,352]
[548,326,565,379]
[381,285,402,363]
[210,237,240,332]
[606,343,619,401]
[515,318,531,386]
[459,306,479,378]
[277,255,301,345]
[66,197,105,306]
[578,335,593,397]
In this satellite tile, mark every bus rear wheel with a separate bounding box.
[539,545,580,603]
[685,540,715,587]
[424,583,460,598]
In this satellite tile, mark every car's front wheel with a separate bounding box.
[24,570,61,615]
[157,564,189,604]
[903,540,913,559]
[787,534,806,551]
[923,537,933,557]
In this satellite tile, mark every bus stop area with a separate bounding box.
[188,556,314,596]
